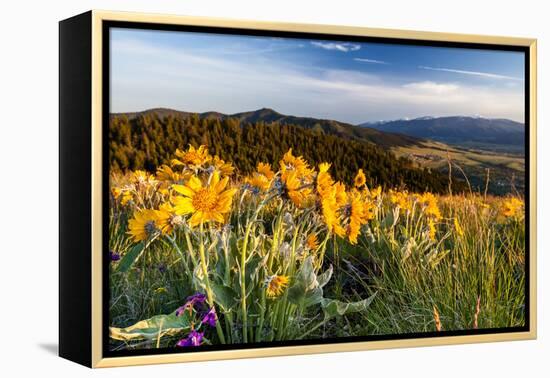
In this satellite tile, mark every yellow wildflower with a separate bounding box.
[320,184,345,238]
[132,170,156,185]
[369,185,382,200]
[282,169,312,208]
[354,169,366,188]
[389,190,411,212]
[112,187,133,205]
[127,209,159,242]
[245,174,271,192]
[172,145,211,167]
[501,197,524,218]
[428,218,437,241]
[418,192,441,220]
[212,155,235,176]
[265,275,289,298]
[155,203,183,235]
[156,164,182,182]
[245,162,275,192]
[172,171,237,227]
[317,162,334,198]
[279,149,313,178]
[334,182,348,207]
[347,190,375,244]
[306,234,319,250]
[257,162,275,180]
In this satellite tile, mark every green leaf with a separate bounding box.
[321,292,377,320]
[192,264,207,291]
[211,283,238,311]
[117,242,144,273]
[109,312,191,341]
[317,265,333,288]
[287,257,327,308]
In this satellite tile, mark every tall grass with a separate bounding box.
[107,145,525,350]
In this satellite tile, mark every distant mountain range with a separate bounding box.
[110,108,525,194]
[112,107,422,149]
[360,116,524,149]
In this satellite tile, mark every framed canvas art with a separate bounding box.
[59,10,537,368]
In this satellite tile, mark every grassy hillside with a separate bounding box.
[390,140,525,195]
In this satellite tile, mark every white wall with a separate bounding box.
[1,0,547,376]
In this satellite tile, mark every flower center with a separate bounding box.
[144,221,156,235]
[192,188,217,212]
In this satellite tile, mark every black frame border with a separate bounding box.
[101,20,531,359]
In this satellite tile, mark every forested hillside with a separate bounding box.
[109,112,466,193]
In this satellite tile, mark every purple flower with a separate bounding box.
[176,330,204,347]
[109,250,120,262]
[175,293,207,316]
[158,263,167,273]
[201,307,217,327]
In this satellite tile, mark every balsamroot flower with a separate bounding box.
[156,164,184,182]
[127,209,159,242]
[347,190,375,244]
[320,187,346,238]
[317,165,347,238]
[155,202,183,235]
[281,169,312,208]
[172,145,212,167]
[213,155,235,176]
[389,190,411,212]
[279,150,314,208]
[317,162,334,195]
[369,185,382,200]
[176,330,204,347]
[112,187,133,205]
[257,162,275,180]
[245,174,271,192]
[279,149,313,178]
[501,197,523,218]
[418,192,442,220]
[172,171,237,227]
[245,163,274,192]
[132,170,157,185]
[265,275,290,298]
[306,234,319,250]
[354,169,366,188]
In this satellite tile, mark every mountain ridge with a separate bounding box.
[111,107,423,148]
[359,115,524,149]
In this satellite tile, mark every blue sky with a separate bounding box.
[110,28,525,123]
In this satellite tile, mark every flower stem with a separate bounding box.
[198,222,226,344]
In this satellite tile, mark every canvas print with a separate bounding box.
[107,27,527,353]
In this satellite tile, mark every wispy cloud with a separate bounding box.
[310,41,361,52]
[354,57,388,65]
[111,34,525,123]
[418,66,523,81]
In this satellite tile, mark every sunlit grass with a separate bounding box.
[108,145,525,350]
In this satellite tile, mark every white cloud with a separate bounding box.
[310,41,361,52]
[111,37,524,123]
[418,66,523,81]
[403,81,459,94]
[354,57,388,64]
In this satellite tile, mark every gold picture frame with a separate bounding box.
[59,10,537,368]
